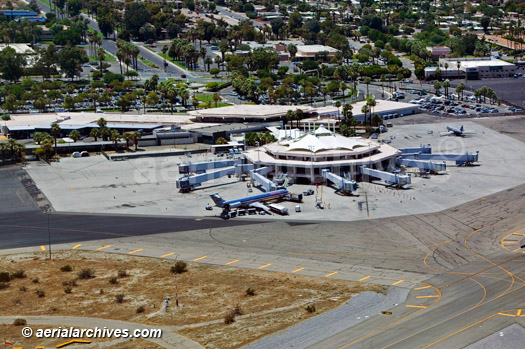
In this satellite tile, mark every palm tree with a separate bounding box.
[100,127,110,141]
[443,80,450,99]
[110,130,121,151]
[50,122,61,154]
[69,130,81,142]
[90,128,99,141]
[13,142,25,162]
[335,101,341,120]
[0,142,8,161]
[212,93,221,108]
[122,132,133,150]
[285,110,295,127]
[361,104,370,126]
[133,131,141,151]
[364,77,371,96]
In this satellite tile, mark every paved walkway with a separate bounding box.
[0,315,202,348]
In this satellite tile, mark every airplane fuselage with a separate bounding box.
[219,189,289,208]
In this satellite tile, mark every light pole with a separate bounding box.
[47,212,51,260]
[255,141,260,162]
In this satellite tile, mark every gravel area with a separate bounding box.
[246,287,409,349]
[465,324,525,349]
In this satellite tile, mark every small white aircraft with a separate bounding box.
[440,125,476,137]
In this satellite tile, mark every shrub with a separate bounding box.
[0,282,8,290]
[305,304,316,313]
[13,318,26,326]
[0,272,10,282]
[78,268,95,279]
[117,269,128,278]
[11,270,26,279]
[170,261,187,274]
[224,310,236,325]
[233,304,243,316]
[60,265,73,272]
[62,279,77,287]
[19,286,26,292]
[109,277,119,285]
[64,287,72,294]
[136,305,145,314]
[35,289,45,298]
[115,294,125,303]
[32,278,39,284]
[99,289,104,294]
[245,287,255,296]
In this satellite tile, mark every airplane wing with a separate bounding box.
[249,202,272,214]
[438,131,454,137]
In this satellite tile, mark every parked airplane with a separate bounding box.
[210,189,289,217]
[440,125,476,137]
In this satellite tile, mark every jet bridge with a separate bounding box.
[321,169,357,195]
[360,166,411,187]
[250,167,277,192]
[417,151,479,166]
[398,145,432,154]
[396,158,446,173]
[176,163,253,192]
[178,158,241,175]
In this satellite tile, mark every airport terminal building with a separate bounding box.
[244,125,400,184]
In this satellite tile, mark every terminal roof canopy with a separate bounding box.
[287,126,368,153]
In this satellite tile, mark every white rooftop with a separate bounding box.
[296,44,339,53]
[4,112,193,128]
[442,58,515,68]
[287,125,368,153]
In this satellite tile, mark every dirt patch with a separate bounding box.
[0,251,383,348]
[473,115,525,144]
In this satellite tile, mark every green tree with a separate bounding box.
[89,128,99,141]
[110,129,121,151]
[33,132,47,145]
[122,132,134,150]
[50,122,61,154]
[210,67,220,77]
[124,2,151,38]
[69,130,81,142]
[212,93,221,108]
[434,81,442,96]
[0,47,26,82]
[133,131,141,151]
[215,137,228,145]
[57,46,88,80]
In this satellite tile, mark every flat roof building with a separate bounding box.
[296,45,339,60]
[425,58,516,80]
[426,46,451,61]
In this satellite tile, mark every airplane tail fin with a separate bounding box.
[210,193,224,206]
[460,125,464,132]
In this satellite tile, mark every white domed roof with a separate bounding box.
[287,127,368,153]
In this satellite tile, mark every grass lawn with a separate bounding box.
[88,50,116,63]
[198,102,230,109]
[154,50,191,70]
[139,57,159,69]
[194,94,217,102]
[88,27,105,39]
[37,0,52,8]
